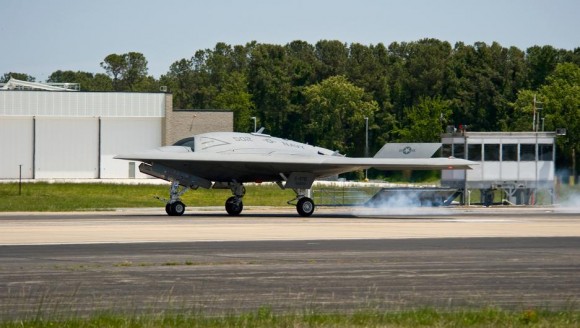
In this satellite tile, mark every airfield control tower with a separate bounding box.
[441,131,557,205]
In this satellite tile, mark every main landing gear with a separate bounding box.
[222,183,315,217]
[162,180,315,217]
[289,188,315,217]
[225,183,245,216]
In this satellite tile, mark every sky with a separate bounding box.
[2,0,579,81]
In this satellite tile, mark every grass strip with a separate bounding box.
[0,182,295,212]
[1,307,579,327]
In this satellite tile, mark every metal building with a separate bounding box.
[441,131,557,205]
[0,84,233,179]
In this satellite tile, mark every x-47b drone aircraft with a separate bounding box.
[115,131,474,217]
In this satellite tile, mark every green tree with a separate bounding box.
[508,89,539,131]
[47,70,113,91]
[247,43,292,136]
[540,63,580,172]
[511,62,580,173]
[303,75,378,155]
[100,52,151,91]
[212,72,254,132]
[344,42,395,153]
[526,45,562,89]
[446,42,527,131]
[160,58,195,108]
[100,53,126,90]
[123,52,150,91]
[314,40,349,80]
[396,96,452,142]
[284,40,318,140]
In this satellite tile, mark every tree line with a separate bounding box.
[2,39,579,173]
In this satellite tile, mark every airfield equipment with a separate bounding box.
[441,131,557,205]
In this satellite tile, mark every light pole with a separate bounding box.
[364,117,369,157]
[251,116,256,133]
[364,117,369,181]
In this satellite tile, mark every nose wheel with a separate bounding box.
[163,180,189,216]
[166,201,186,216]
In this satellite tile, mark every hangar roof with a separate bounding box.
[0,90,166,117]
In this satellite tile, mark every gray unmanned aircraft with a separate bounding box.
[115,130,475,217]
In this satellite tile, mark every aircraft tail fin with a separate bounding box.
[373,143,442,159]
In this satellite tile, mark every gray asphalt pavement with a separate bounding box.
[1,208,579,319]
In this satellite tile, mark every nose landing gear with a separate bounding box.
[164,180,190,216]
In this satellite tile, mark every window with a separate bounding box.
[467,144,482,161]
[484,144,500,161]
[538,144,553,161]
[453,144,465,159]
[173,137,195,151]
[520,144,536,161]
[502,144,517,161]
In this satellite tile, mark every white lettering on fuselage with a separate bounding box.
[233,137,252,142]
[281,141,305,149]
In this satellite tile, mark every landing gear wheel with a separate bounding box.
[296,197,315,217]
[225,196,243,216]
[167,201,185,216]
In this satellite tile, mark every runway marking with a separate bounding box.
[441,219,515,222]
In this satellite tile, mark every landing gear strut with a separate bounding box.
[225,182,245,216]
[289,188,315,217]
[165,180,189,216]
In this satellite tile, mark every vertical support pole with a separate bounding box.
[97,117,101,179]
[19,164,22,196]
[532,94,537,132]
[32,116,36,180]
[364,117,369,157]
[572,148,577,186]
[364,116,369,181]
[462,135,468,205]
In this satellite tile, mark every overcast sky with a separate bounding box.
[2,0,578,81]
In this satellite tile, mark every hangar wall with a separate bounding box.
[35,117,99,178]
[1,91,233,179]
[0,117,33,179]
[0,91,166,179]
[101,117,162,178]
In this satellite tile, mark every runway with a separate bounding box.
[1,206,579,318]
[1,206,580,245]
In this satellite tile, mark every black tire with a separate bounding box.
[170,201,185,216]
[165,203,171,215]
[296,197,315,217]
[225,196,243,216]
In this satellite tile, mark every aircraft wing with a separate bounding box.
[115,149,474,183]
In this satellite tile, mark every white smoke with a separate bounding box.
[353,189,453,217]
[555,189,580,212]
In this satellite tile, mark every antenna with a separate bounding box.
[532,94,543,132]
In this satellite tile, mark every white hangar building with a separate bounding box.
[0,80,233,180]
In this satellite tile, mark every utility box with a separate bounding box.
[441,131,556,205]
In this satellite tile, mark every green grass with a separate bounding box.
[0,182,295,212]
[1,182,577,212]
[1,307,579,327]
